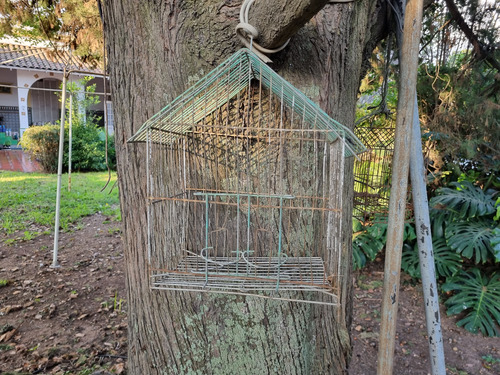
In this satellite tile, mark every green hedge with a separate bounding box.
[20,123,116,173]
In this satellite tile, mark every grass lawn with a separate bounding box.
[0,171,120,239]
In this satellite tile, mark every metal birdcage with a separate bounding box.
[129,49,366,305]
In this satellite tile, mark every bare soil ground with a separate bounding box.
[0,214,498,374]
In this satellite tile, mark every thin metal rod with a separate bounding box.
[377,0,424,373]
[68,93,73,192]
[276,196,284,291]
[52,67,107,268]
[148,196,339,212]
[52,68,68,269]
[205,195,209,249]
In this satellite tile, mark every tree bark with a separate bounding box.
[102,1,388,373]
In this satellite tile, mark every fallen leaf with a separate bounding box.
[110,362,125,374]
[0,305,22,315]
[0,328,17,342]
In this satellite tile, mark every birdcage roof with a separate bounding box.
[128,49,366,157]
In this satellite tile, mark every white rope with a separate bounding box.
[235,0,290,63]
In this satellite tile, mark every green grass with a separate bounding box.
[0,171,120,238]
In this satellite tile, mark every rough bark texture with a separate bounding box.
[102,1,388,373]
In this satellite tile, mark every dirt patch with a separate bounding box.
[1,214,498,374]
[0,214,126,374]
[349,259,500,375]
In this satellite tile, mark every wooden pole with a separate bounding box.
[377,0,425,373]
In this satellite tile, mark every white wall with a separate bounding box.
[0,68,18,107]
[16,70,83,135]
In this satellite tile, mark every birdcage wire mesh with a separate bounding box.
[353,125,414,222]
[353,126,394,221]
[130,49,365,305]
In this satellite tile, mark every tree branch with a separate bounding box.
[247,0,331,49]
[443,0,500,72]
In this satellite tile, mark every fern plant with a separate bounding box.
[442,269,500,337]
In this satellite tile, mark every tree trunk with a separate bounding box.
[102,1,387,373]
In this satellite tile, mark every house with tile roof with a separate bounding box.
[0,38,112,143]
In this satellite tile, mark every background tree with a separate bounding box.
[418,0,499,187]
[0,0,102,64]
[101,0,389,373]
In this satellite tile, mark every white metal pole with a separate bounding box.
[68,92,73,192]
[52,69,68,268]
[410,98,446,374]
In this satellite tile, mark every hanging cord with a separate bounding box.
[235,0,290,63]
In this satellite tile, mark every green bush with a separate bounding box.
[20,124,60,173]
[20,123,115,173]
[352,217,416,270]
[21,76,116,173]
[66,123,116,172]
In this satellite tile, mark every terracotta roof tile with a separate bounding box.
[0,43,102,74]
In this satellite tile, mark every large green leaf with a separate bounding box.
[352,232,384,270]
[433,237,463,278]
[443,269,500,337]
[401,243,421,279]
[403,223,417,242]
[401,237,462,279]
[430,181,496,219]
[446,219,497,263]
[366,221,388,240]
[491,227,500,262]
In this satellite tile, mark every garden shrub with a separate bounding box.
[20,124,61,173]
[20,122,115,173]
[20,76,116,173]
[66,122,116,172]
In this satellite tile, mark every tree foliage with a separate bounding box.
[418,0,500,186]
[0,0,102,63]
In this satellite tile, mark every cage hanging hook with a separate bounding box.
[235,0,290,63]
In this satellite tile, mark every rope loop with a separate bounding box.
[235,0,290,63]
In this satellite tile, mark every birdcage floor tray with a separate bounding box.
[151,256,334,294]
